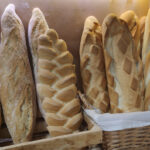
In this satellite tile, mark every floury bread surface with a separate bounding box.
[0,4,36,143]
[28,8,49,116]
[102,14,143,113]
[80,16,109,113]
[28,8,82,136]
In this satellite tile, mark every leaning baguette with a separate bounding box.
[102,14,143,113]
[28,8,82,136]
[80,16,109,113]
[0,4,36,143]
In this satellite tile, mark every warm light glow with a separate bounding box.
[134,0,149,17]
[109,0,150,17]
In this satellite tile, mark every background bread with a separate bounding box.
[120,10,138,37]
[142,9,150,110]
[0,4,36,143]
[80,16,109,113]
[102,14,143,113]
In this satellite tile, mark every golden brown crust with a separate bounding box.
[28,8,82,136]
[142,9,150,110]
[0,4,36,143]
[120,10,138,37]
[37,29,82,136]
[80,16,109,113]
[102,14,143,113]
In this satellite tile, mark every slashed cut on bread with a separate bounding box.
[120,11,144,107]
[0,4,36,143]
[28,8,82,136]
[102,14,143,113]
[80,16,109,113]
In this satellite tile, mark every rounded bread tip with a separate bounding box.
[4,4,15,12]
[32,7,42,15]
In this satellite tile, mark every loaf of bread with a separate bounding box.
[102,14,143,113]
[28,8,49,116]
[80,16,109,113]
[0,4,36,143]
[28,8,82,136]
[120,11,145,110]
[142,9,150,110]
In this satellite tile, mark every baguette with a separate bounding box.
[28,8,82,136]
[0,4,36,143]
[120,11,145,111]
[80,16,109,113]
[142,9,150,110]
[102,14,143,113]
[28,8,49,116]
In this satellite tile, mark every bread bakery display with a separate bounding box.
[0,0,150,149]
[102,14,143,113]
[0,4,36,143]
[142,9,150,110]
[28,8,82,136]
[80,16,109,113]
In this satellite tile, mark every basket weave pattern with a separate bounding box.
[102,125,150,150]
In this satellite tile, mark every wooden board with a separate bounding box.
[0,114,102,150]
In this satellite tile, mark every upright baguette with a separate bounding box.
[102,14,143,113]
[120,11,144,107]
[28,8,49,116]
[142,9,150,110]
[80,16,109,113]
[0,4,36,143]
[28,8,82,136]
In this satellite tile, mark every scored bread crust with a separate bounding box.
[28,8,49,116]
[102,14,143,113]
[28,8,82,136]
[120,11,144,104]
[37,29,82,136]
[80,16,109,113]
[142,9,150,110]
[0,4,36,143]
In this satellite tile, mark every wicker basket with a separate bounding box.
[78,92,150,150]
[102,125,150,150]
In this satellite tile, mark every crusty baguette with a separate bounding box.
[102,14,143,113]
[28,8,82,136]
[142,9,150,110]
[120,11,145,111]
[28,8,49,116]
[120,10,138,37]
[0,4,36,143]
[80,16,109,113]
